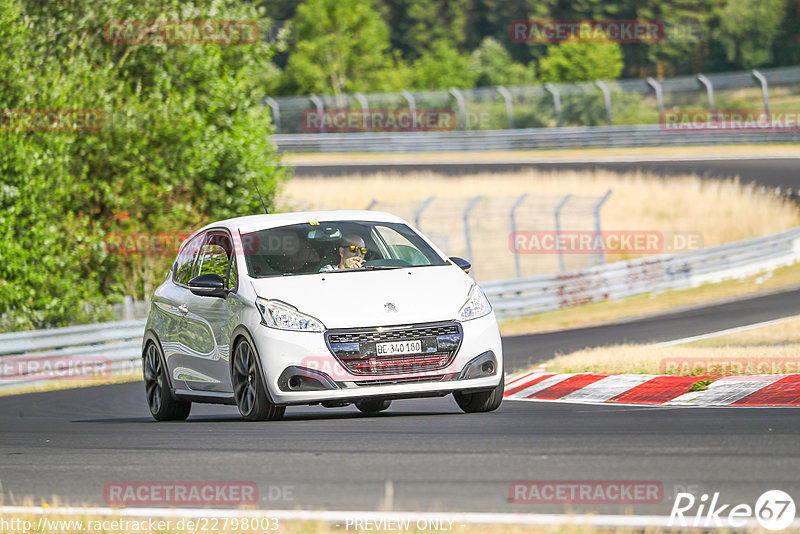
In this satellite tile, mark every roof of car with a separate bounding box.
[198,210,408,235]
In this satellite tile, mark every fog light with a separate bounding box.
[459,351,498,380]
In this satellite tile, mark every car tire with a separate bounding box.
[232,338,285,422]
[143,341,191,421]
[355,399,392,414]
[453,373,504,413]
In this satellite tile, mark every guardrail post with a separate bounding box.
[595,80,612,125]
[401,90,416,131]
[496,86,515,129]
[265,97,281,134]
[554,193,572,273]
[752,70,770,117]
[544,83,562,127]
[646,77,663,117]
[463,195,483,269]
[697,74,715,112]
[414,196,436,230]
[309,94,325,133]
[354,92,369,131]
[592,190,613,266]
[510,193,529,278]
[448,88,467,130]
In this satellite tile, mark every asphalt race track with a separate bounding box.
[3,157,800,518]
[2,288,800,516]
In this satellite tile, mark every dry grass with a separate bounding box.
[280,170,799,275]
[542,343,800,376]
[0,372,141,397]
[539,312,800,376]
[685,316,800,347]
[498,262,800,336]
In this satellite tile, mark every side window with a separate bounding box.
[375,225,428,264]
[173,233,204,285]
[197,232,237,289]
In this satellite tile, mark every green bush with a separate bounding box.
[0,0,289,331]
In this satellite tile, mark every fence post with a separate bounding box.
[354,92,369,131]
[510,193,529,278]
[592,190,613,266]
[752,70,770,117]
[463,196,483,270]
[544,83,562,127]
[448,88,467,130]
[646,77,663,118]
[309,94,325,133]
[401,90,416,131]
[366,199,378,210]
[414,196,436,230]
[265,97,281,134]
[696,74,715,112]
[554,194,572,273]
[496,86,515,129]
[595,80,612,125]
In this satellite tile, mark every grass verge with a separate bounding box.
[0,371,141,398]
[498,261,800,337]
[537,310,800,376]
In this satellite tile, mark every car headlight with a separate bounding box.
[458,285,491,321]
[256,298,325,332]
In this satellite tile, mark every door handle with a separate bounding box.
[178,304,189,314]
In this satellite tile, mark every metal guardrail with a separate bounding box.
[0,319,145,391]
[482,226,800,319]
[274,124,800,153]
[2,225,800,390]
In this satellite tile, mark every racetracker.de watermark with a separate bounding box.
[103,482,265,506]
[510,480,663,504]
[0,356,111,382]
[661,110,800,133]
[103,20,257,44]
[509,230,703,255]
[0,109,102,132]
[301,108,466,132]
[660,357,800,376]
[509,19,664,43]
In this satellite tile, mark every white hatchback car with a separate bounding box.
[142,210,503,421]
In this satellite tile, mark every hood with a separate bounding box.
[249,265,473,329]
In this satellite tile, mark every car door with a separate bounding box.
[180,230,242,393]
[153,231,205,391]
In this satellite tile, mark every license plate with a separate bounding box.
[376,339,422,356]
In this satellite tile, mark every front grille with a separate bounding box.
[326,322,462,376]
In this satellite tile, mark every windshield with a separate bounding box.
[241,220,449,278]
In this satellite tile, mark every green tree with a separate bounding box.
[284,0,402,95]
[0,0,288,330]
[714,0,787,68]
[380,0,470,60]
[469,37,536,86]
[539,38,625,83]
[409,40,476,89]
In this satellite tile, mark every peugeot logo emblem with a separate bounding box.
[384,302,397,313]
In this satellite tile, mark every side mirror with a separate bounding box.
[188,273,228,298]
[449,257,471,273]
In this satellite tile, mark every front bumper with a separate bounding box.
[251,313,503,405]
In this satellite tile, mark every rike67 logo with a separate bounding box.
[670,490,796,530]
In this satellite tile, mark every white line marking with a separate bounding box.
[4,505,796,529]
[654,314,800,347]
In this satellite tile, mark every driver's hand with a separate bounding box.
[344,256,365,269]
